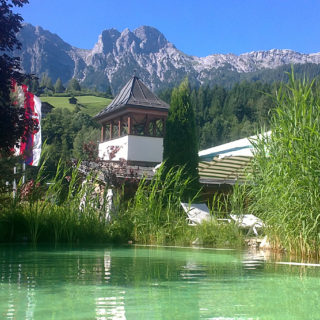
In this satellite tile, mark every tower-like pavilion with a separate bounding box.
[94,76,169,166]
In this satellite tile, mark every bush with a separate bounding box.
[193,220,244,247]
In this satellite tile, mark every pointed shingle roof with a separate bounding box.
[94,76,169,121]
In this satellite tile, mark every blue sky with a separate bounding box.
[15,0,320,57]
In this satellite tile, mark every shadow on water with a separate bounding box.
[0,244,320,319]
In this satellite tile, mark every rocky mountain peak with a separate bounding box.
[19,23,72,51]
[115,28,138,53]
[133,26,170,53]
[92,26,172,56]
[14,24,320,93]
[93,28,121,54]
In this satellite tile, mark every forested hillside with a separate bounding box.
[158,81,276,149]
[195,63,320,89]
[42,70,320,172]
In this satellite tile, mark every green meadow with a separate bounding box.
[40,95,112,116]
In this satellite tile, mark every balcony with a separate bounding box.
[98,135,163,164]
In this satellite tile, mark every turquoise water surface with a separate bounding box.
[0,244,320,319]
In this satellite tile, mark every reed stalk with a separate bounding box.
[24,200,47,244]
[129,164,199,244]
[249,71,320,257]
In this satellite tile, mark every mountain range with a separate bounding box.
[13,23,320,93]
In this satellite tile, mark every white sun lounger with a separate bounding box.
[181,203,263,233]
[181,203,232,226]
[230,214,264,236]
[181,203,212,225]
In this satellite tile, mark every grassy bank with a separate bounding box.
[0,162,112,244]
[0,161,245,248]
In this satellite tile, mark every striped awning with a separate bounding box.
[197,133,270,185]
[199,155,252,185]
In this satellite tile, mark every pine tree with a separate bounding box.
[31,78,39,95]
[40,74,51,88]
[67,78,81,92]
[105,85,113,98]
[54,78,65,93]
[163,79,200,199]
[46,77,54,91]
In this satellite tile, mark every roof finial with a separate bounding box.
[133,69,137,77]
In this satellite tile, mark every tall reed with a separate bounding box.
[129,164,199,244]
[0,157,246,247]
[0,159,113,244]
[249,71,320,257]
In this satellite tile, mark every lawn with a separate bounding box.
[40,95,112,117]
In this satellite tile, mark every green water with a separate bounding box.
[0,245,320,320]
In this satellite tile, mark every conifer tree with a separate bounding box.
[67,78,81,92]
[46,77,54,91]
[54,77,65,93]
[31,78,39,94]
[40,73,53,90]
[163,79,200,199]
[105,85,113,98]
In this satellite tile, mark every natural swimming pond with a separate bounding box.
[0,245,319,320]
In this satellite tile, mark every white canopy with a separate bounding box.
[198,132,270,184]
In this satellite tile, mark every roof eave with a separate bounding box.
[94,104,169,123]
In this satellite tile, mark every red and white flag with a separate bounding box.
[13,82,42,166]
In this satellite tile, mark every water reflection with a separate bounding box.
[95,252,126,320]
[104,251,111,282]
[95,295,126,320]
[242,249,270,270]
[181,262,207,281]
[0,245,320,319]
[25,274,35,320]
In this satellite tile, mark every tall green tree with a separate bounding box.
[163,79,199,199]
[105,85,113,98]
[67,78,81,92]
[42,107,99,175]
[30,78,39,95]
[0,0,35,154]
[54,77,65,93]
[73,127,99,160]
[40,73,54,91]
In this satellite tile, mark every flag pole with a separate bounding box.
[22,161,26,184]
[13,166,17,199]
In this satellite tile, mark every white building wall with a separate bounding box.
[127,136,163,163]
[98,135,163,163]
[98,136,128,161]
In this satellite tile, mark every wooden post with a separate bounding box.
[110,122,113,139]
[162,118,166,137]
[118,118,121,137]
[101,124,105,142]
[128,116,131,135]
[144,114,149,135]
[152,120,156,136]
